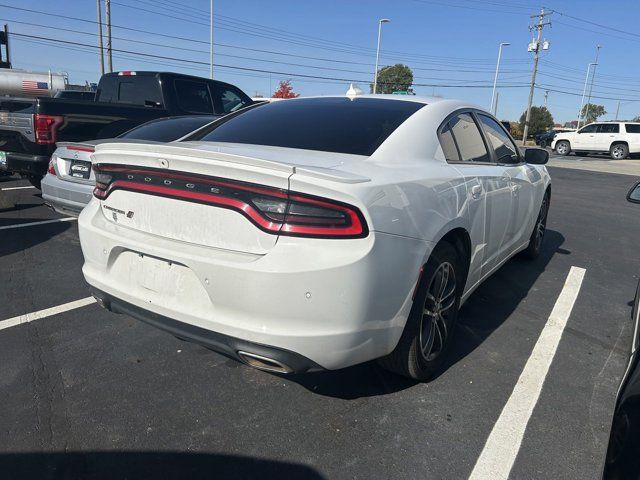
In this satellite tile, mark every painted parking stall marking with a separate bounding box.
[469,266,587,480]
[0,217,77,231]
[0,297,95,332]
[1,186,36,191]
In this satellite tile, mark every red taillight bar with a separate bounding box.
[93,165,368,239]
[66,146,95,153]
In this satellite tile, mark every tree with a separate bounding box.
[580,103,606,124]
[632,115,640,122]
[272,80,299,99]
[509,121,523,139]
[519,106,554,137]
[370,64,413,94]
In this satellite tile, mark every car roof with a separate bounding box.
[282,93,442,105]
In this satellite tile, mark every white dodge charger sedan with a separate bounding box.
[79,94,551,380]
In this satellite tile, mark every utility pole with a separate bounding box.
[96,0,104,75]
[105,0,112,73]
[583,45,601,125]
[522,8,551,143]
[543,89,549,109]
[615,100,621,120]
[210,0,214,79]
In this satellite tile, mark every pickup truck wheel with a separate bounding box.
[610,143,628,160]
[377,242,460,381]
[540,140,548,148]
[555,140,570,156]
[27,176,42,190]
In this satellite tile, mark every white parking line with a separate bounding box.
[0,217,77,231]
[1,186,35,191]
[0,297,95,332]
[469,266,586,480]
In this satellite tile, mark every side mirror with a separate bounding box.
[628,182,640,204]
[524,148,549,165]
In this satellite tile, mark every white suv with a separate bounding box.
[551,122,640,159]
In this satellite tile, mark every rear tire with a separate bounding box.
[555,140,570,156]
[610,143,628,160]
[540,140,548,148]
[27,176,42,190]
[522,192,549,260]
[377,242,461,381]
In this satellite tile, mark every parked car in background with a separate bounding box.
[534,129,557,148]
[0,71,252,188]
[79,94,551,381]
[41,115,220,216]
[552,122,640,159]
[603,181,640,479]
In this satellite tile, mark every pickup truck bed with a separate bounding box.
[0,71,252,187]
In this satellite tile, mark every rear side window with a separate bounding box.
[447,113,490,163]
[477,114,520,163]
[120,116,217,142]
[439,122,460,162]
[117,78,163,106]
[626,124,640,133]
[214,85,250,113]
[174,79,214,114]
[190,97,424,156]
[599,124,619,133]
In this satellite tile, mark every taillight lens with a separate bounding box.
[47,156,57,176]
[92,165,368,239]
[34,114,64,144]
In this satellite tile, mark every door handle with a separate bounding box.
[471,184,483,199]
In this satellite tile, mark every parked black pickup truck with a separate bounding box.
[0,71,252,188]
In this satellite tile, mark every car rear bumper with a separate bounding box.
[79,200,432,370]
[91,287,323,373]
[41,173,93,216]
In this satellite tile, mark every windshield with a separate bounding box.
[189,97,425,156]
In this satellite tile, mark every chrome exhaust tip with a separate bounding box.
[237,351,293,374]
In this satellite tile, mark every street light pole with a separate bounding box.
[583,44,601,125]
[577,62,596,129]
[490,42,510,115]
[96,0,104,76]
[210,0,214,79]
[373,19,390,94]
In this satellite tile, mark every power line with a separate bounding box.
[10,32,530,89]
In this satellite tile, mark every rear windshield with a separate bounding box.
[120,116,218,142]
[189,97,425,156]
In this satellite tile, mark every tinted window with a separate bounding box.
[190,98,424,156]
[117,78,163,106]
[448,113,490,163]
[626,124,640,133]
[598,123,619,133]
[175,79,214,114]
[579,124,598,134]
[215,85,250,113]
[440,122,460,161]
[120,116,218,142]
[478,114,520,163]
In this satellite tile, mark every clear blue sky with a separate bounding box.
[3,0,640,123]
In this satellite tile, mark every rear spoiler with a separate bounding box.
[93,142,371,183]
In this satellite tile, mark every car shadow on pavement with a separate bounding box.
[0,219,72,259]
[433,228,566,380]
[0,451,324,480]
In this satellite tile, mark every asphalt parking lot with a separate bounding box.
[1,159,639,480]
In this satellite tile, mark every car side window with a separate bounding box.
[174,79,214,114]
[599,124,619,133]
[439,121,461,162]
[579,124,598,134]
[447,113,490,163]
[477,114,520,164]
[626,124,640,133]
